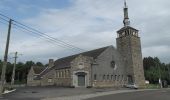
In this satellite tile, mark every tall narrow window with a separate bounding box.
[115,75,117,81]
[103,75,105,80]
[107,75,109,80]
[94,74,97,80]
[122,75,124,81]
[111,75,113,80]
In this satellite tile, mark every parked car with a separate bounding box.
[124,84,138,89]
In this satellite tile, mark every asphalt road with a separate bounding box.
[86,89,170,100]
[1,86,170,100]
[0,86,122,100]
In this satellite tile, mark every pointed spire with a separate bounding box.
[124,0,127,8]
[123,0,130,26]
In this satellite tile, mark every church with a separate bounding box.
[27,1,145,88]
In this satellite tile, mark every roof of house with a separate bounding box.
[34,67,54,80]
[32,66,46,74]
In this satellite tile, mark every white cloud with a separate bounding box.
[1,0,170,63]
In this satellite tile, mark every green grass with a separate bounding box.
[145,84,161,89]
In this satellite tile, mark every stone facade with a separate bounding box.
[91,46,127,87]
[55,68,71,86]
[27,66,44,86]
[40,69,55,86]
[27,1,145,88]
[117,27,145,87]
[70,55,93,87]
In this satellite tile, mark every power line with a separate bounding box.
[13,20,84,51]
[0,18,73,50]
[13,23,77,50]
[13,23,82,51]
[0,13,84,51]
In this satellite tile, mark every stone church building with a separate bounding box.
[27,2,145,88]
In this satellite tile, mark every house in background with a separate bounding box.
[27,66,46,86]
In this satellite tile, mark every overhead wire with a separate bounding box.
[13,20,84,51]
[0,18,81,51]
[0,13,85,52]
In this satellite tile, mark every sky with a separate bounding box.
[0,0,170,64]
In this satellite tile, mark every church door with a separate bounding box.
[78,75,85,86]
[127,75,133,84]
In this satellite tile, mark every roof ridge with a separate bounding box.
[57,45,111,60]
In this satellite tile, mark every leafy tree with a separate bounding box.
[36,62,44,67]
[143,57,170,84]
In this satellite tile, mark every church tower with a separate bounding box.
[116,1,145,87]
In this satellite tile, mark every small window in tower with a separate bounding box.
[133,32,135,36]
[122,32,125,36]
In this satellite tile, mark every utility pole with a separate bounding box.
[11,52,17,87]
[157,62,162,88]
[0,19,12,96]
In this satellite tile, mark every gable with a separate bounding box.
[32,66,46,75]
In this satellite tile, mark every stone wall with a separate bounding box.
[116,32,145,87]
[40,69,56,86]
[55,68,72,86]
[70,55,93,87]
[93,80,126,88]
[92,46,127,87]
[27,67,41,86]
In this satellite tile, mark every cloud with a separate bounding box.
[0,0,170,63]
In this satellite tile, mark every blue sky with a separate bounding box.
[0,0,170,63]
[0,0,71,19]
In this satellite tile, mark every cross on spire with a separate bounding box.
[123,0,130,26]
[124,0,127,8]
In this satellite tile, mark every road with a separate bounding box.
[86,89,170,100]
[0,86,169,100]
[0,86,124,100]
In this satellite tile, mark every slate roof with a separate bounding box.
[34,46,111,79]
[33,66,46,74]
[54,46,110,69]
[34,67,53,80]
[117,26,138,33]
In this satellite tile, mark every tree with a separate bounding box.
[36,62,44,67]
[143,57,170,84]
